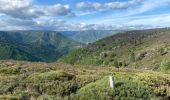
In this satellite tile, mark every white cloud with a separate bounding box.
[0,0,75,19]
[0,17,36,30]
[76,0,143,12]
[137,0,170,13]
[105,2,129,9]
[0,15,164,31]
[90,0,170,27]
[43,4,75,17]
[126,14,170,26]
[0,0,38,19]
[36,18,65,27]
[0,0,169,31]
[0,0,32,9]
[119,0,170,18]
[76,2,104,11]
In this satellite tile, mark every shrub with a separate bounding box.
[75,76,157,100]
[0,67,20,74]
[160,60,170,72]
[26,71,74,83]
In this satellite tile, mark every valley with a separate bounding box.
[0,31,82,62]
[61,30,122,44]
[0,28,170,100]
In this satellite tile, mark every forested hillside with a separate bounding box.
[0,31,82,62]
[60,28,170,70]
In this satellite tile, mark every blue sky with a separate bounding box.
[0,0,170,30]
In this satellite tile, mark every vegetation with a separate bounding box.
[160,60,170,72]
[0,60,170,99]
[1,28,170,99]
[60,28,170,70]
[61,30,121,43]
[0,31,82,62]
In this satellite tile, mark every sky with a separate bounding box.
[0,0,170,31]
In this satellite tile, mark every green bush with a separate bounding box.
[75,76,157,100]
[26,71,74,83]
[160,60,170,72]
[24,71,77,97]
[0,67,20,74]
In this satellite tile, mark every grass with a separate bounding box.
[0,60,169,99]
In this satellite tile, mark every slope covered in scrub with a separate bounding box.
[60,28,170,70]
[0,60,169,99]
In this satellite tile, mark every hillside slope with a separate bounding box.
[0,33,43,61]
[0,60,169,99]
[61,30,121,43]
[60,28,170,70]
[0,31,82,62]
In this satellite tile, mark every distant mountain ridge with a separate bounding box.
[0,31,82,62]
[61,30,121,43]
[60,28,170,70]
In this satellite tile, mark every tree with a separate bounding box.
[119,62,123,67]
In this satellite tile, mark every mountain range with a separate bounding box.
[0,31,82,62]
[61,30,121,43]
